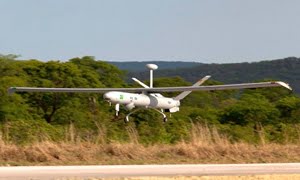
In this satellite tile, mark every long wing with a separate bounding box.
[8,81,292,94]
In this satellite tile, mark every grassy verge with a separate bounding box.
[1,140,300,165]
[0,124,299,166]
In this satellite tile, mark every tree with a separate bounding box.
[0,54,20,60]
[23,60,103,123]
[221,93,280,126]
[276,96,300,123]
[70,56,125,87]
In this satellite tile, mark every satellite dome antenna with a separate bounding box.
[146,64,158,88]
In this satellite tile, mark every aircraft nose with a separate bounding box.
[103,92,112,101]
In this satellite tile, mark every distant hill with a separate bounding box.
[108,61,202,72]
[112,57,300,94]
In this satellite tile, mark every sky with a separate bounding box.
[1,0,300,63]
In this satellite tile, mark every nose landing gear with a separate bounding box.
[115,104,120,117]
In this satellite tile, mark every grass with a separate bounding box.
[1,141,300,165]
[0,124,300,165]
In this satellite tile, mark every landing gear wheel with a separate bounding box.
[163,117,168,123]
[124,116,130,123]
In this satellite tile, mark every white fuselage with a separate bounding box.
[103,91,180,110]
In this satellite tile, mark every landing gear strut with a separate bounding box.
[124,108,141,123]
[152,108,168,123]
[115,104,120,116]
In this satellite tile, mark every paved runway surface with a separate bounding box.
[0,163,300,179]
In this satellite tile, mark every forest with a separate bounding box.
[1,54,299,147]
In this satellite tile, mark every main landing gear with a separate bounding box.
[163,117,168,123]
[122,108,168,123]
[124,108,140,123]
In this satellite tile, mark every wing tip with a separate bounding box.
[276,81,292,91]
[8,87,16,95]
[196,75,211,83]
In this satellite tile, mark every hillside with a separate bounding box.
[123,57,300,94]
[108,61,202,72]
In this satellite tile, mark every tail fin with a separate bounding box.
[173,75,211,100]
[132,77,149,88]
[132,77,164,97]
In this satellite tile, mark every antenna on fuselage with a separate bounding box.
[146,64,158,88]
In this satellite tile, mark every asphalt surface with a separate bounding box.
[0,163,300,179]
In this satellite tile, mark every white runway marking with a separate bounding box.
[0,163,300,179]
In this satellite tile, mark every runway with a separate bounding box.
[0,163,300,179]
